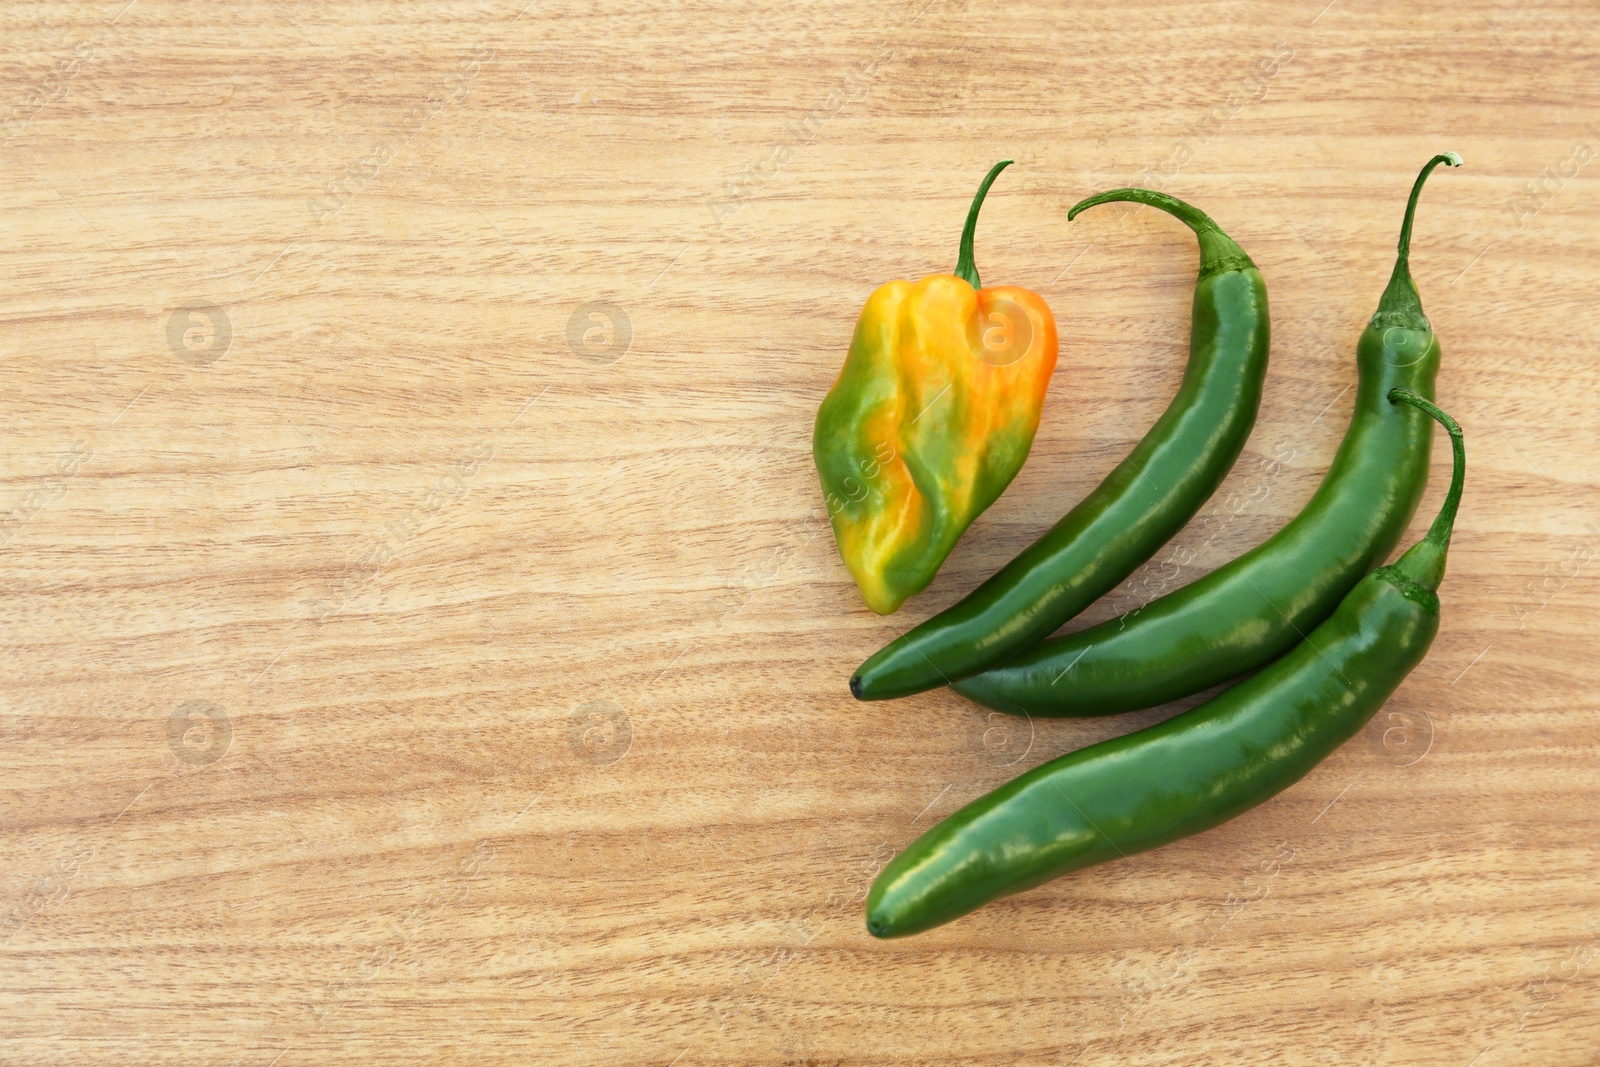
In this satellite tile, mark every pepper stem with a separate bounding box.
[954,159,1013,290]
[1370,152,1462,331]
[1067,188,1253,280]
[1386,387,1465,591]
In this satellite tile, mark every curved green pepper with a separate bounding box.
[954,153,1460,718]
[866,389,1464,938]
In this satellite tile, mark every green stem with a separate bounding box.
[1067,187,1252,280]
[1386,387,1466,591]
[1068,187,1218,231]
[954,160,1013,290]
[1370,152,1462,331]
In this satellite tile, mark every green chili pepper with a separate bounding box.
[954,153,1461,718]
[866,388,1464,938]
[850,191,1269,700]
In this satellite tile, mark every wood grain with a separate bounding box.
[2,1,1597,1064]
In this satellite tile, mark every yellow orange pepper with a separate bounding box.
[814,161,1058,613]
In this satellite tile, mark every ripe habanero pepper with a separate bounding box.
[814,160,1059,615]
[866,389,1466,938]
[955,153,1462,718]
[852,190,1268,698]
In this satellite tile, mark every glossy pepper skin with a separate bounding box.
[955,153,1461,718]
[815,161,1058,615]
[851,191,1267,698]
[866,389,1464,938]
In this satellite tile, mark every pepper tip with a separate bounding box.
[849,674,864,700]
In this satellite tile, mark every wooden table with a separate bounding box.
[3,1,1596,1063]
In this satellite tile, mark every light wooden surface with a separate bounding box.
[2,1,1597,1064]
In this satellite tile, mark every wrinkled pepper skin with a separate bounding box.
[814,277,1057,614]
[814,161,1059,614]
